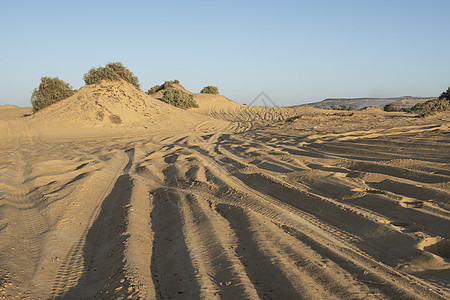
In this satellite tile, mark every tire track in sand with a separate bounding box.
[49,150,128,298]
[143,132,448,299]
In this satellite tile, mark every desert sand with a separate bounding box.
[0,80,449,299]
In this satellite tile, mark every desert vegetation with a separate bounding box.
[30,77,75,112]
[161,88,198,109]
[332,105,355,111]
[440,86,450,100]
[383,103,401,112]
[200,86,219,95]
[83,62,140,89]
[412,87,450,117]
[147,80,180,95]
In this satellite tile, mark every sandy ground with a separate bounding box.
[0,81,449,299]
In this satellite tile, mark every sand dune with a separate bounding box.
[31,80,212,130]
[0,82,449,299]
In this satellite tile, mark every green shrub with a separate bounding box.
[410,86,450,117]
[332,105,355,111]
[383,103,400,112]
[412,98,450,117]
[162,80,175,89]
[200,86,219,94]
[30,77,75,112]
[147,80,180,95]
[439,87,450,100]
[161,89,198,109]
[411,102,424,112]
[401,107,412,113]
[83,62,140,89]
[147,85,162,95]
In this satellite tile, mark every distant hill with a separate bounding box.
[302,96,435,110]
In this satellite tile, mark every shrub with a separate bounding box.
[83,62,140,89]
[147,85,162,95]
[332,105,355,111]
[411,86,450,117]
[30,77,75,112]
[162,80,175,89]
[439,87,450,100]
[161,89,198,109]
[401,107,412,113]
[200,86,219,95]
[383,103,400,112]
[147,80,180,95]
[411,97,450,117]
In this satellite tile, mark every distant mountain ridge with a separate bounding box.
[302,96,435,110]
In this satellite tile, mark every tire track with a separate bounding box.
[146,131,448,299]
[49,151,128,298]
[0,121,49,297]
[177,192,259,299]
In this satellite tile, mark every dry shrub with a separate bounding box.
[147,80,180,95]
[161,89,198,109]
[412,87,450,117]
[31,77,74,112]
[332,105,355,111]
[200,86,219,95]
[384,103,401,112]
[83,62,140,89]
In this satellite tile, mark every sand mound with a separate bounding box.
[0,105,19,109]
[0,106,32,121]
[194,93,239,111]
[31,80,208,130]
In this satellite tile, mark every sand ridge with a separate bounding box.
[30,80,213,130]
[0,83,449,299]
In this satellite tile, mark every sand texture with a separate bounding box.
[0,81,449,299]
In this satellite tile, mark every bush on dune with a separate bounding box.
[147,80,180,95]
[162,80,176,90]
[147,85,162,95]
[161,89,198,109]
[383,103,401,112]
[83,62,140,89]
[31,77,75,112]
[200,86,219,95]
[440,86,450,100]
[411,87,450,117]
[332,105,355,111]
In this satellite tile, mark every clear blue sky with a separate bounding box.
[1,0,449,107]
